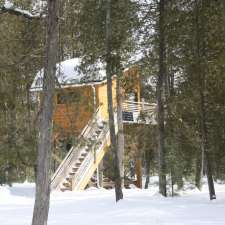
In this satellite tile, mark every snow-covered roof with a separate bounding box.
[4,0,13,9]
[31,58,107,91]
[3,0,42,19]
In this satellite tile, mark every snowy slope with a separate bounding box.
[1,180,225,225]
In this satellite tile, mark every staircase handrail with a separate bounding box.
[80,107,101,138]
[72,124,110,190]
[72,112,118,190]
[51,106,101,190]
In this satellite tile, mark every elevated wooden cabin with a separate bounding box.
[31,58,155,191]
[31,58,141,138]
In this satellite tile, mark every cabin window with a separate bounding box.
[125,92,138,102]
[57,91,81,104]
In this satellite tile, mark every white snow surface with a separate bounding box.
[1,178,225,225]
[31,58,106,90]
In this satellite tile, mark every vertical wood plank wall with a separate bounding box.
[96,77,117,121]
[53,86,94,137]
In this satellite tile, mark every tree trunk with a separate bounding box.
[116,71,125,188]
[144,150,151,189]
[106,0,123,202]
[98,160,104,188]
[200,90,216,200]
[135,139,142,189]
[195,0,216,200]
[195,150,203,190]
[8,73,17,184]
[223,0,225,32]
[135,156,142,189]
[157,0,167,197]
[31,1,59,225]
[171,170,174,197]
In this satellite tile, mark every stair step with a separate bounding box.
[81,152,88,157]
[95,130,101,135]
[72,167,79,172]
[69,172,76,176]
[79,157,85,162]
[90,177,97,182]
[89,137,96,142]
[75,162,81,167]
[66,177,72,182]
[62,182,71,188]
[60,187,71,192]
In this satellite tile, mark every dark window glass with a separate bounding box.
[57,91,81,104]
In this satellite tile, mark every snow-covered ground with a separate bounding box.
[1,179,225,225]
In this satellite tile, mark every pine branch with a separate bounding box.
[0,5,44,20]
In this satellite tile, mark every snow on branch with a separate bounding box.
[0,1,45,20]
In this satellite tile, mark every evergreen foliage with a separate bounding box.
[0,0,224,201]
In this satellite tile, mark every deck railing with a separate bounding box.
[122,100,156,124]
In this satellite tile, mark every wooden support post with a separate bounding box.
[135,156,142,189]
[98,160,104,188]
[96,167,100,188]
[131,141,142,189]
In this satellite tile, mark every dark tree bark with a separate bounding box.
[157,0,167,197]
[116,71,125,188]
[195,0,216,200]
[223,0,225,31]
[195,150,203,190]
[135,140,142,189]
[106,0,123,202]
[31,1,59,225]
[200,89,216,200]
[144,150,151,189]
[200,88,216,200]
[200,65,216,200]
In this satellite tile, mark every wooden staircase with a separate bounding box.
[51,101,156,192]
[51,107,112,191]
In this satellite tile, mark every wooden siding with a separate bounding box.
[96,77,117,121]
[53,86,94,136]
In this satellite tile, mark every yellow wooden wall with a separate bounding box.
[96,78,117,121]
[53,86,94,137]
